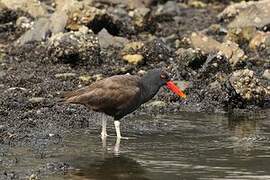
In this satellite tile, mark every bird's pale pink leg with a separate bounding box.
[114,120,132,139]
[101,115,108,139]
[114,120,121,139]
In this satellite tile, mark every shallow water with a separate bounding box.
[1,111,270,180]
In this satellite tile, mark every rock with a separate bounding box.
[146,100,166,108]
[0,51,5,62]
[79,75,92,82]
[262,69,270,80]
[0,71,6,79]
[198,53,232,80]
[155,1,180,16]
[142,39,171,62]
[205,24,228,36]
[218,0,268,20]
[188,0,207,8]
[28,97,45,103]
[47,26,100,64]
[122,41,144,55]
[55,73,77,79]
[176,48,205,70]
[129,7,150,28]
[138,69,146,75]
[122,54,144,65]
[16,16,33,29]
[49,10,68,34]
[226,26,257,44]
[228,0,270,28]
[98,28,129,49]
[98,0,154,9]
[1,0,48,18]
[229,69,269,102]
[0,3,15,23]
[15,9,68,46]
[93,74,103,81]
[190,32,246,66]
[66,6,106,31]
[249,31,270,50]
[0,124,6,133]
[16,17,51,46]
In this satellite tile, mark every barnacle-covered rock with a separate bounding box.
[229,69,269,103]
[47,26,100,65]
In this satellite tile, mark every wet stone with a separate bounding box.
[130,7,150,29]
[228,0,270,29]
[142,39,171,62]
[176,48,206,70]
[1,0,49,18]
[122,54,144,65]
[47,26,101,64]
[155,1,180,17]
[262,69,270,80]
[190,32,246,67]
[98,28,129,49]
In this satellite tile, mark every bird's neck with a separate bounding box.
[140,79,161,104]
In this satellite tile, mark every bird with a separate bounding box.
[64,69,186,139]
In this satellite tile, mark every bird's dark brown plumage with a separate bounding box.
[64,74,142,120]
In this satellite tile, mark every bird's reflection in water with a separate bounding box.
[67,152,149,180]
[227,113,260,153]
[228,114,258,138]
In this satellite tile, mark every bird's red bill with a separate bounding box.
[166,81,186,99]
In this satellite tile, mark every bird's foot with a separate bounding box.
[115,136,135,140]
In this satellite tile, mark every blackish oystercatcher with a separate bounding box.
[64,69,186,139]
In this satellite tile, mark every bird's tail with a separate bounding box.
[56,91,74,104]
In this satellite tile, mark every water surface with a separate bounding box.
[1,111,270,180]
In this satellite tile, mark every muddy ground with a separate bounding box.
[0,0,269,179]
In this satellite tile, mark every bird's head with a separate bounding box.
[144,69,186,99]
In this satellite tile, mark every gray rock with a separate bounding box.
[98,28,129,49]
[1,0,49,17]
[176,48,205,69]
[66,5,106,31]
[142,39,171,62]
[16,16,33,29]
[219,0,270,29]
[16,17,51,46]
[190,32,246,67]
[262,69,270,80]
[47,26,100,64]
[16,11,68,46]
[0,71,6,79]
[129,7,150,28]
[49,11,68,34]
[155,1,180,16]
[95,0,154,9]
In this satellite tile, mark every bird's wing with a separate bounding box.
[64,75,141,113]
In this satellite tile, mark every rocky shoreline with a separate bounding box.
[0,0,270,178]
